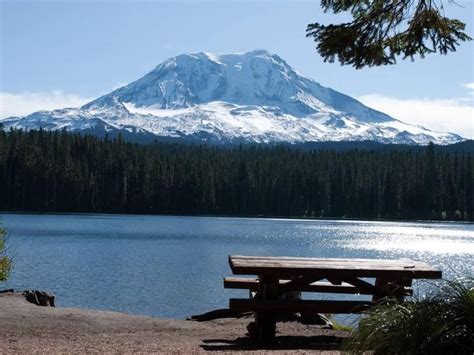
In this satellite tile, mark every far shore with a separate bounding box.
[0,292,348,353]
[1,210,472,225]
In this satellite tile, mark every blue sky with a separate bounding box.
[1,0,473,137]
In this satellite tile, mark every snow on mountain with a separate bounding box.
[1,49,464,145]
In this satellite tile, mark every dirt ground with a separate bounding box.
[0,292,349,354]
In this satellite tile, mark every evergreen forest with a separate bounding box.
[0,129,472,221]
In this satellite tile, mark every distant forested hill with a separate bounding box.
[0,129,472,221]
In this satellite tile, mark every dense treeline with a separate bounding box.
[0,129,472,221]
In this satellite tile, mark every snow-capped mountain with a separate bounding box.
[1,49,463,145]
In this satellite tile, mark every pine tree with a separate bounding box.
[306,0,471,68]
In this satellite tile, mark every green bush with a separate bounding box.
[0,224,11,281]
[343,279,474,354]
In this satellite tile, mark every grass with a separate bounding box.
[331,320,353,332]
[343,278,474,354]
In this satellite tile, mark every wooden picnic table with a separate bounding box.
[225,255,442,341]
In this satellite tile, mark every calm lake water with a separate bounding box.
[1,213,473,319]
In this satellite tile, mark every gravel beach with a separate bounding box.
[0,292,349,353]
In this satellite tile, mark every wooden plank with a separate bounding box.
[228,255,442,279]
[343,277,380,295]
[277,275,324,295]
[230,255,438,270]
[230,255,440,272]
[224,277,260,289]
[229,298,373,314]
[223,277,413,295]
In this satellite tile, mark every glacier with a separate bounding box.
[1,49,464,145]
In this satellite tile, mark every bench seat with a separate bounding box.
[224,277,413,296]
[229,298,373,314]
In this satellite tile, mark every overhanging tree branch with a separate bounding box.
[306,0,472,68]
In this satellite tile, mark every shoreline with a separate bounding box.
[1,210,472,225]
[0,292,348,353]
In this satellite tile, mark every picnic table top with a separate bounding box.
[229,255,442,279]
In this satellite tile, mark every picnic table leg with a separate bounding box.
[255,274,278,342]
[372,277,389,302]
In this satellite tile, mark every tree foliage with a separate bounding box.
[0,224,11,282]
[0,129,472,221]
[306,0,472,68]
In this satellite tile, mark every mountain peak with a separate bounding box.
[248,48,270,55]
[93,49,329,115]
[1,51,464,145]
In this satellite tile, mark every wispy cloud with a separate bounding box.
[465,82,474,90]
[0,91,92,119]
[358,90,474,139]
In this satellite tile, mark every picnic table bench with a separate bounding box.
[224,255,442,341]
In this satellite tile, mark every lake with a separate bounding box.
[1,213,473,319]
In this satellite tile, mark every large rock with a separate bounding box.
[22,290,55,307]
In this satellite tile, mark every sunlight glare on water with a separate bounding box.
[336,223,474,254]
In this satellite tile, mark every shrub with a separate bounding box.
[0,224,11,281]
[343,279,474,354]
